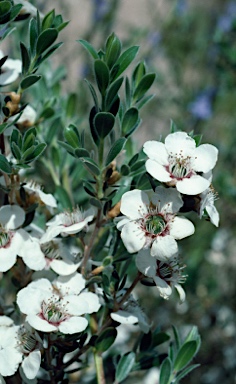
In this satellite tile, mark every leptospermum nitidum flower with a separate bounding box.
[117,186,194,260]
[19,180,57,209]
[143,131,218,195]
[40,207,95,243]
[136,249,186,302]
[199,186,219,227]
[0,50,22,86]
[16,273,101,334]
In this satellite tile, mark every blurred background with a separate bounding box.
[4,0,236,383]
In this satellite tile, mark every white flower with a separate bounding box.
[136,249,186,302]
[16,274,101,334]
[199,185,219,227]
[143,131,218,195]
[0,50,22,86]
[117,186,194,260]
[5,105,37,135]
[0,317,22,377]
[41,207,95,242]
[110,294,150,333]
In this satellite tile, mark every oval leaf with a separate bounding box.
[174,340,198,372]
[105,137,126,166]
[0,154,12,174]
[94,59,110,95]
[111,46,139,81]
[36,28,58,55]
[122,107,139,136]
[20,75,41,90]
[133,73,156,102]
[159,357,172,384]
[95,327,117,353]
[94,112,115,139]
[115,352,135,383]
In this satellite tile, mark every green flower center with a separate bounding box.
[0,231,10,247]
[145,215,166,235]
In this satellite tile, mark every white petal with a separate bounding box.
[175,283,186,302]
[116,217,130,231]
[0,346,22,376]
[0,245,17,272]
[176,175,210,195]
[153,276,172,299]
[169,217,195,239]
[40,226,63,242]
[50,259,80,276]
[143,141,168,165]
[206,205,220,227]
[165,132,196,157]
[22,350,41,380]
[135,249,157,277]
[76,292,101,314]
[151,236,178,260]
[120,189,149,219]
[121,222,146,253]
[38,190,57,207]
[111,310,138,325]
[55,273,86,296]
[193,144,218,173]
[26,314,57,332]
[19,234,46,270]
[0,205,25,229]
[0,70,19,86]
[58,316,88,334]
[152,186,183,213]
[145,159,172,182]
[0,316,13,327]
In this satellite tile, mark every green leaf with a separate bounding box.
[85,80,99,111]
[57,141,75,156]
[136,93,155,109]
[110,46,139,81]
[9,4,22,21]
[11,128,22,148]
[115,352,135,383]
[95,327,117,353]
[29,18,38,55]
[0,25,15,41]
[75,148,90,158]
[159,357,172,384]
[20,75,41,90]
[39,42,63,64]
[81,158,100,176]
[105,77,123,111]
[24,143,46,163]
[176,364,200,381]
[174,341,198,372]
[11,142,22,161]
[152,332,171,347]
[105,33,122,69]
[172,326,181,350]
[132,61,146,88]
[42,9,55,30]
[94,112,115,139]
[94,59,110,95]
[0,154,12,174]
[64,125,80,149]
[36,28,58,55]
[140,331,152,352]
[0,123,7,134]
[105,137,126,166]
[66,93,78,118]
[125,77,131,108]
[20,42,30,75]
[133,73,156,102]
[78,39,99,60]
[122,107,139,136]
[0,2,11,20]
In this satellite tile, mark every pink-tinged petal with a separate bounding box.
[145,159,172,182]
[121,222,146,253]
[193,144,218,173]
[206,205,220,227]
[120,190,149,219]
[135,249,157,277]
[143,141,168,165]
[152,186,183,213]
[176,175,210,195]
[151,236,178,260]
[165,132,196,157]
[58,316,88,334]
[153,276,172,298]
[22,350,41,380]
[169,217,195,239]
[175,283,186,302]
[26,314,57,332]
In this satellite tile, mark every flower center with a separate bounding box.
[41,299,68,324]
[61,208,84,227]
[17,327,37,354]
[156,259,186,285]
[0,231,11,248]
[168,155,192,180]
[41,241,61,260]
[145,215,166,235]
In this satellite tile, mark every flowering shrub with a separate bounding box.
[0,2,220,384]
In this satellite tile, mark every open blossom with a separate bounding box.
[117,186,194,260]
[136,249,186,302]
[0,317,22,377]
[16,273,101,334]
[143,131,218,195]
[0,50,22,86]
[41,207,95,243]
